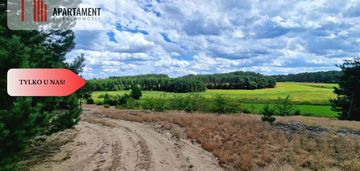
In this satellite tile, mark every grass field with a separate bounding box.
[92,82,339,118]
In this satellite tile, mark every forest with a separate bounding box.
[183,71,276,89]
[273,71,341,83]
[87,71,276,93]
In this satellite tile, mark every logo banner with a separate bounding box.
[7,0,118,30]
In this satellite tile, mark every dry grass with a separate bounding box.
[84,105,360,171]
[276,115,360,131]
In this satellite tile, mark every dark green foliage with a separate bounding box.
[103,94,117,106]
[273,71,341,83]
[88,71,275,93]
[241,107,252,114]
[184,71,276,89]
[261,105,276,124]
[118,94,131,106]
[86,98,95,104]
[331,58,360,121]
[47,95,82,133]
[0,1,83,168]
[130,86,142,100]
[275,95,295,116]
[88,75,207,93]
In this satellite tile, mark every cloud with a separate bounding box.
[65,0,360,79]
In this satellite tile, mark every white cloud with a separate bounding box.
[66,0,360,78]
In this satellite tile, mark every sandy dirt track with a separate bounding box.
[30,107,222,171]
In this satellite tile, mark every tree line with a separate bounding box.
[273,71,341,83]
[183,71,276,89]
[88,75,206,93]
[88,71,276,93]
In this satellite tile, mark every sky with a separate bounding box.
[65,0,360,79]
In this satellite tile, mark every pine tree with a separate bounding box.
[0,0,85,168]
[331,57,360,120]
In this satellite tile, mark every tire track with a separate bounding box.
[29,108,223,171]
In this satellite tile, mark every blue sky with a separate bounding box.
[65,0,360,79]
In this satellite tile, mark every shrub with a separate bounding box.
[86,98,94,104]
[142,96,168,112]
[125,98,140,109]
[242,108,252,114]
[103,94,117,106]
[104,104,110,108]
[184,94,204,112]
[130,86,142,100]
[294,109,301,115]
[275,95,295,116]
[261,105,276,124]
[241,105,255,114]
[168,96,187,110]
[212,95,239,114]
[117,94,131,106]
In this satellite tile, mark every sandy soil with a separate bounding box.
[28,107,222,171]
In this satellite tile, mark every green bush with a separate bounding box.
[125,98,140,109]
[241,105,255,114]
[261,105,276,124]
[242,108,252,114]
[104,104,110,108]
[142,96,168,112]
[275,95,296,116]
[211,95,239,114]
[117,94,131,106]
[86,98,94,104]
[130,86,142,100]
[168,96,187,110]
[103,94,117,106]
[166,94,208,112]
[184,94,204,112]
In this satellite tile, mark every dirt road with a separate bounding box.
[30,107,222,171]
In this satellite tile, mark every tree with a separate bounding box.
[261,105,276,124]
[331,58,360,120]
[275,95,295,116]
[0,0,84,168]
[130,86,142,100]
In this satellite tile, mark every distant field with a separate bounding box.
[92,82,339,118]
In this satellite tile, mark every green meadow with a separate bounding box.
[92,82,339,118]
